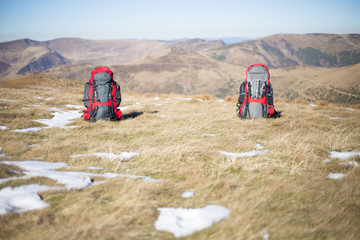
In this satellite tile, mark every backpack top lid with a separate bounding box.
[245,64,270,85]
[89,67,113,84]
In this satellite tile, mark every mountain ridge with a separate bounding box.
[1,34,360,104]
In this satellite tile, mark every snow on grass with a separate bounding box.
[256,143,264,150]
[260,229,270,240]
[327,172,346,179]
[329,151,360,160]
[11,127,42,133]
[328,117,344,120]
[0,126,9,130]
[322,159,331,163]
[181,191,194,198]
[0,98,15,102]
[1,160,159,191]
[12,109,81,132]
[0,184,59,215]
[340,161,358,167]
[65,104,83,110]
[71,152,139,161]
[0,147,10,158]
[201,134,216,137]
[155,205,231,238]
[219,150,267,158]
[34,110,81,129]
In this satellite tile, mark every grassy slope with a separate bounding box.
[0,77,360,239]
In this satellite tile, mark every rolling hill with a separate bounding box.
[1,34,360,104]
[206,34,360,68]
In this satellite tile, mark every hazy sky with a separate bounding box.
[0,0,359,42]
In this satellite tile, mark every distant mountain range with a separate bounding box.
[1,34,360,103]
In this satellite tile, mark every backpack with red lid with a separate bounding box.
[82,67,122,121]
[237,64,281,119]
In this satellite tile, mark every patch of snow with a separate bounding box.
[154,97,160,100]
[202,134,216,137]
[154,103,162,106]
[0,126,9,130]
[12,109,81,132]
[1,160,158,190]
[0,98,15,102]
[0,184,57,215]
[347,108,355,111]
[181,191,194,198]
[44,97,54,101]
[71,152,139,161]
[219,150,266,158]
[34,110,81,129]
[260,229,270,240]
[65,104,83,110]
[309,104,317,107]
[327,172,345,179]
[256,143,264,150]
[48,107,62,112]
[21,107,31,110]
[155,205,231,238]
[11,127,42,133]
[340,161,358,167]
[33,96,44,99]
[28,144,40,148]
[328,117,344,120]
[2,160,68,172]
[159,115,167,118]
[0,147,10,158]
[322,159,331,163]
[329,151,360,160]
[216,98,225,102]
[176,97,192,101]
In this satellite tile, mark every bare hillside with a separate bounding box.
[0,38,224,79]
[1,34,360,81]
[207,34,360,68]
[37,58,360,104]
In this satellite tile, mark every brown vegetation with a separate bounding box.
[0,76,359,239]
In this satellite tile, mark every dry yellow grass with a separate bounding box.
[0,76,359,239]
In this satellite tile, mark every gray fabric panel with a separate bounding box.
[93,72,112,84]
[96,84,111,102]
[247,102,263,119]
[95,105,111,120]
[82,82,90,108]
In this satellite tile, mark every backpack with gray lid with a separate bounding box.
[237,64,281,119]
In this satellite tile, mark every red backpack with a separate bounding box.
[237,64,280,118]
[83,67,122,121]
